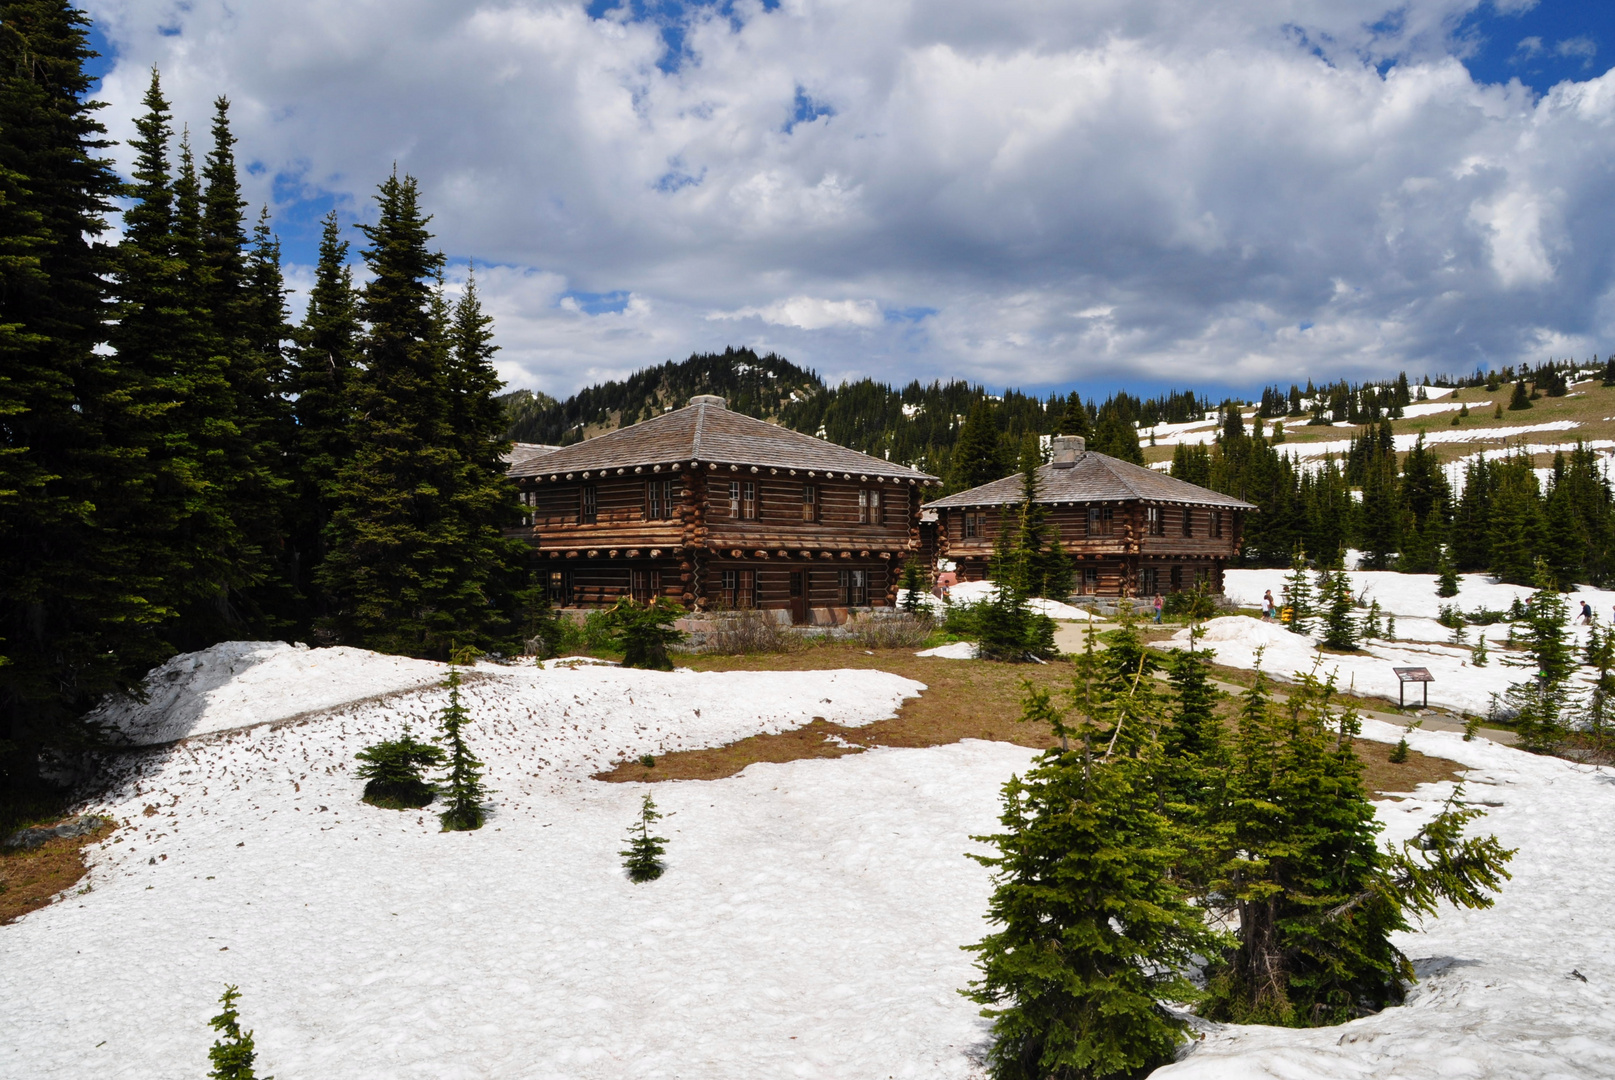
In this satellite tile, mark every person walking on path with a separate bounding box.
[1153,593,1164,624]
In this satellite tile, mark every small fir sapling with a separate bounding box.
[1318,566,1358,651]
[605,597,685,670]
[1388,737,1410,763]
[435,668,488,831]
[1471,633,1488,667]
[1282,547,1313,635]
[1385,613,1396,640]
[1462,713,1482,741]
[1358,599,1384,641]
[207,985,270,1080]
[899,558,928,613]
[353,723,445,808]
[1436,547,1460,598]
[620,793,668,882]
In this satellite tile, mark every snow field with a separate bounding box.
[904,580,1100,622]
[90,641,450,745]
[1159,718,1615,1080]
[5,659,979,1079]
[7,639,1615,1078]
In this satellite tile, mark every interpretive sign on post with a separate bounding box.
[1393,666,1433,708]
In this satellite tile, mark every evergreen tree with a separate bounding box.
[1040,537,1075,600]
[318,172,521,658]
[1011,435,1049,596]
[1204,670,1513,1025]
[899,558,927,612]
[435,667,486,831]
[354,722,445,808]
[963,684,1214,1079]
[620,792,668,882]
[979,512,1057,661]
[517,573,566,659]
[1487,455,1543,585]
[1170,442,1211,487]
[950,399,1010,492]
[1318,565,1358,651]
[1090,406,1144,464]
[1282,548,1313,635]
[207,985,270,1080]
[287,211,360,617]
[1508,559,1573,753]
[0,0,172,791]
[1436,545,1460,597]
[110,70,251,649]
[1507,380,1531,411]
[1056,393,1090,439]
[605,597,684,670]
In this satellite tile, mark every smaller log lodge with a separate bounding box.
[503,395,940,621]
[928,436,1255,597]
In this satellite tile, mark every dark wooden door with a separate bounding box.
[789,571,806,624]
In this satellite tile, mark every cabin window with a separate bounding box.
[859,488,883,525]
[742,480,756,520]
[839,568,868,606]
[630,569,661,602]
[646,480,677,520]
[1086,505,1114,537]
[1142,567,1159,595]
[580,485,597,524]
[964,512,986,539]
[1080,567,1098,594]
[547,569,570,604]
[1169,565,1183,592]
[721,569,756,609]
[1210,510,1224,538]
[802,484,818,522]
[1182,508,1193,537]
[1146,506,1165,536]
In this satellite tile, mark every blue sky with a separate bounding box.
[80,1,1615,401]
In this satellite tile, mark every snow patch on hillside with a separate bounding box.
[90,642,448,745]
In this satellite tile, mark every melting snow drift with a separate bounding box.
[3,642,1613,1078]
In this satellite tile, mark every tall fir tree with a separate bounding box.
[109,70,253,651]
[964,683,1214,1079]
[950,398,1010,492]
[287,211,360,617]
[317,172,520,657]
[0,0,171,792]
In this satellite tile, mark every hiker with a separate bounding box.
[1580,600,1594,625]
[1262,589,1275,620]
[1153,593,1164,624]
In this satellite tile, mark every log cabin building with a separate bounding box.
[928,436,1255,597]
[504,395,940,620]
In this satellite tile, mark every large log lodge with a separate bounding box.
[928,436,1256,597]
[503,395,940,621]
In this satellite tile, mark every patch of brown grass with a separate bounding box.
[1353,737,1465,797]
[594,643,1470,798]
[595,646,1070,782]
[0,820,110,925]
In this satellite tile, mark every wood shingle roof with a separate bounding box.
[927,452,1256,510]
[505,396,939,482]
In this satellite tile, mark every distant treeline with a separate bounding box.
[505,348,1211,492]
[1,7,521,796]
[1171,408,1615,586]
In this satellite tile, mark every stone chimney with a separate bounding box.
[690,394,727,409]
[1050,435,1084,468]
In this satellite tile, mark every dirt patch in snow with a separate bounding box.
[596,646,1076,782]
[595,644,1471,796]
[0,817,112,925]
